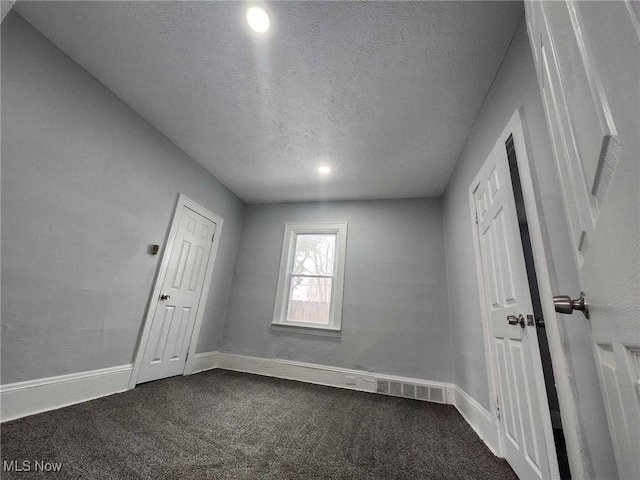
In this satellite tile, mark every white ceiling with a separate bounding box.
[15,1,523,203]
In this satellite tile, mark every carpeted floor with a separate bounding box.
[1,370,517,479]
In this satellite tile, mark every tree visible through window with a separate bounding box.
[288,234,336,324]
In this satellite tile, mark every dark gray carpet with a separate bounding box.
[1,370,517,479]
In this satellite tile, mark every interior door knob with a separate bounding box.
[160,294,170,301]
[507,314,526,328]
[553,293,588,319]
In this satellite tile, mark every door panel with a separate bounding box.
[137,206,216,384]
[526,1,640,478]
[473,140,558,479]
[527,0,622,241]
[539,38,589,264]
[150,305,175,362]
[511,338,543,476]
[496,339,519,445]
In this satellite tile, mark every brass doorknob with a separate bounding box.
[553,293,588,318]
[160,294,170,301]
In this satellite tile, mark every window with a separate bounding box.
[272,222,347,335]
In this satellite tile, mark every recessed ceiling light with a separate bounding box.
[246,7,270,33]
[318,165,332,174]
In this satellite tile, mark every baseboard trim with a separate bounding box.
[0,353,502,459]
[217,352,455,401]
[184,351,221,375]
[452,385,500,455]
[0,364,133,423]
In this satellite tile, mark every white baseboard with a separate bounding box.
[217,352,455,401]
[0,364,133,423]
[184,351,221,375]
[0,353,502,460]
[452,385,500,455]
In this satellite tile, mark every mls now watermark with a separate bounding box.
[3,459,63,473]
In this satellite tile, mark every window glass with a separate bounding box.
[287,277,332,324]
[291,234,336,276]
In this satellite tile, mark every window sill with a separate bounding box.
[270,323,342,338]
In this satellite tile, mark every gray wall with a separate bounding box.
[222,198,452,382]
[443,17,615,477]
[1,13,245,384]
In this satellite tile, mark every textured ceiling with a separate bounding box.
[15,1,523,203]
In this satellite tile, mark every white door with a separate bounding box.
[525,2,639,478]
[473,139,559,480]
[137,206,216,384]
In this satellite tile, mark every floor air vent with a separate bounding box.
[402,383,416,399]
[416,385,429,401]
[429,386,445,404]
[374,379,445,404]
[376,380,389,394]
[389,381,403,396]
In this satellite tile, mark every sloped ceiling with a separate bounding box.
[15,1,523,203]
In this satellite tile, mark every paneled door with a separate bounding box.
[137,205,217,384]
[472,139,559,480]
[525,1,639,477]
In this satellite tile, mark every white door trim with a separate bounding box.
[470,108,578,476]
[128,194,224,389]
[468,164,505,456]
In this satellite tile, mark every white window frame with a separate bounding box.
[271,222,348,336]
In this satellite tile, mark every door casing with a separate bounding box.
[128,194,224,389]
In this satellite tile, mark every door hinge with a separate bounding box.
[475,212,479,225]
[212,233,214,242]
[495,396,501,420]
